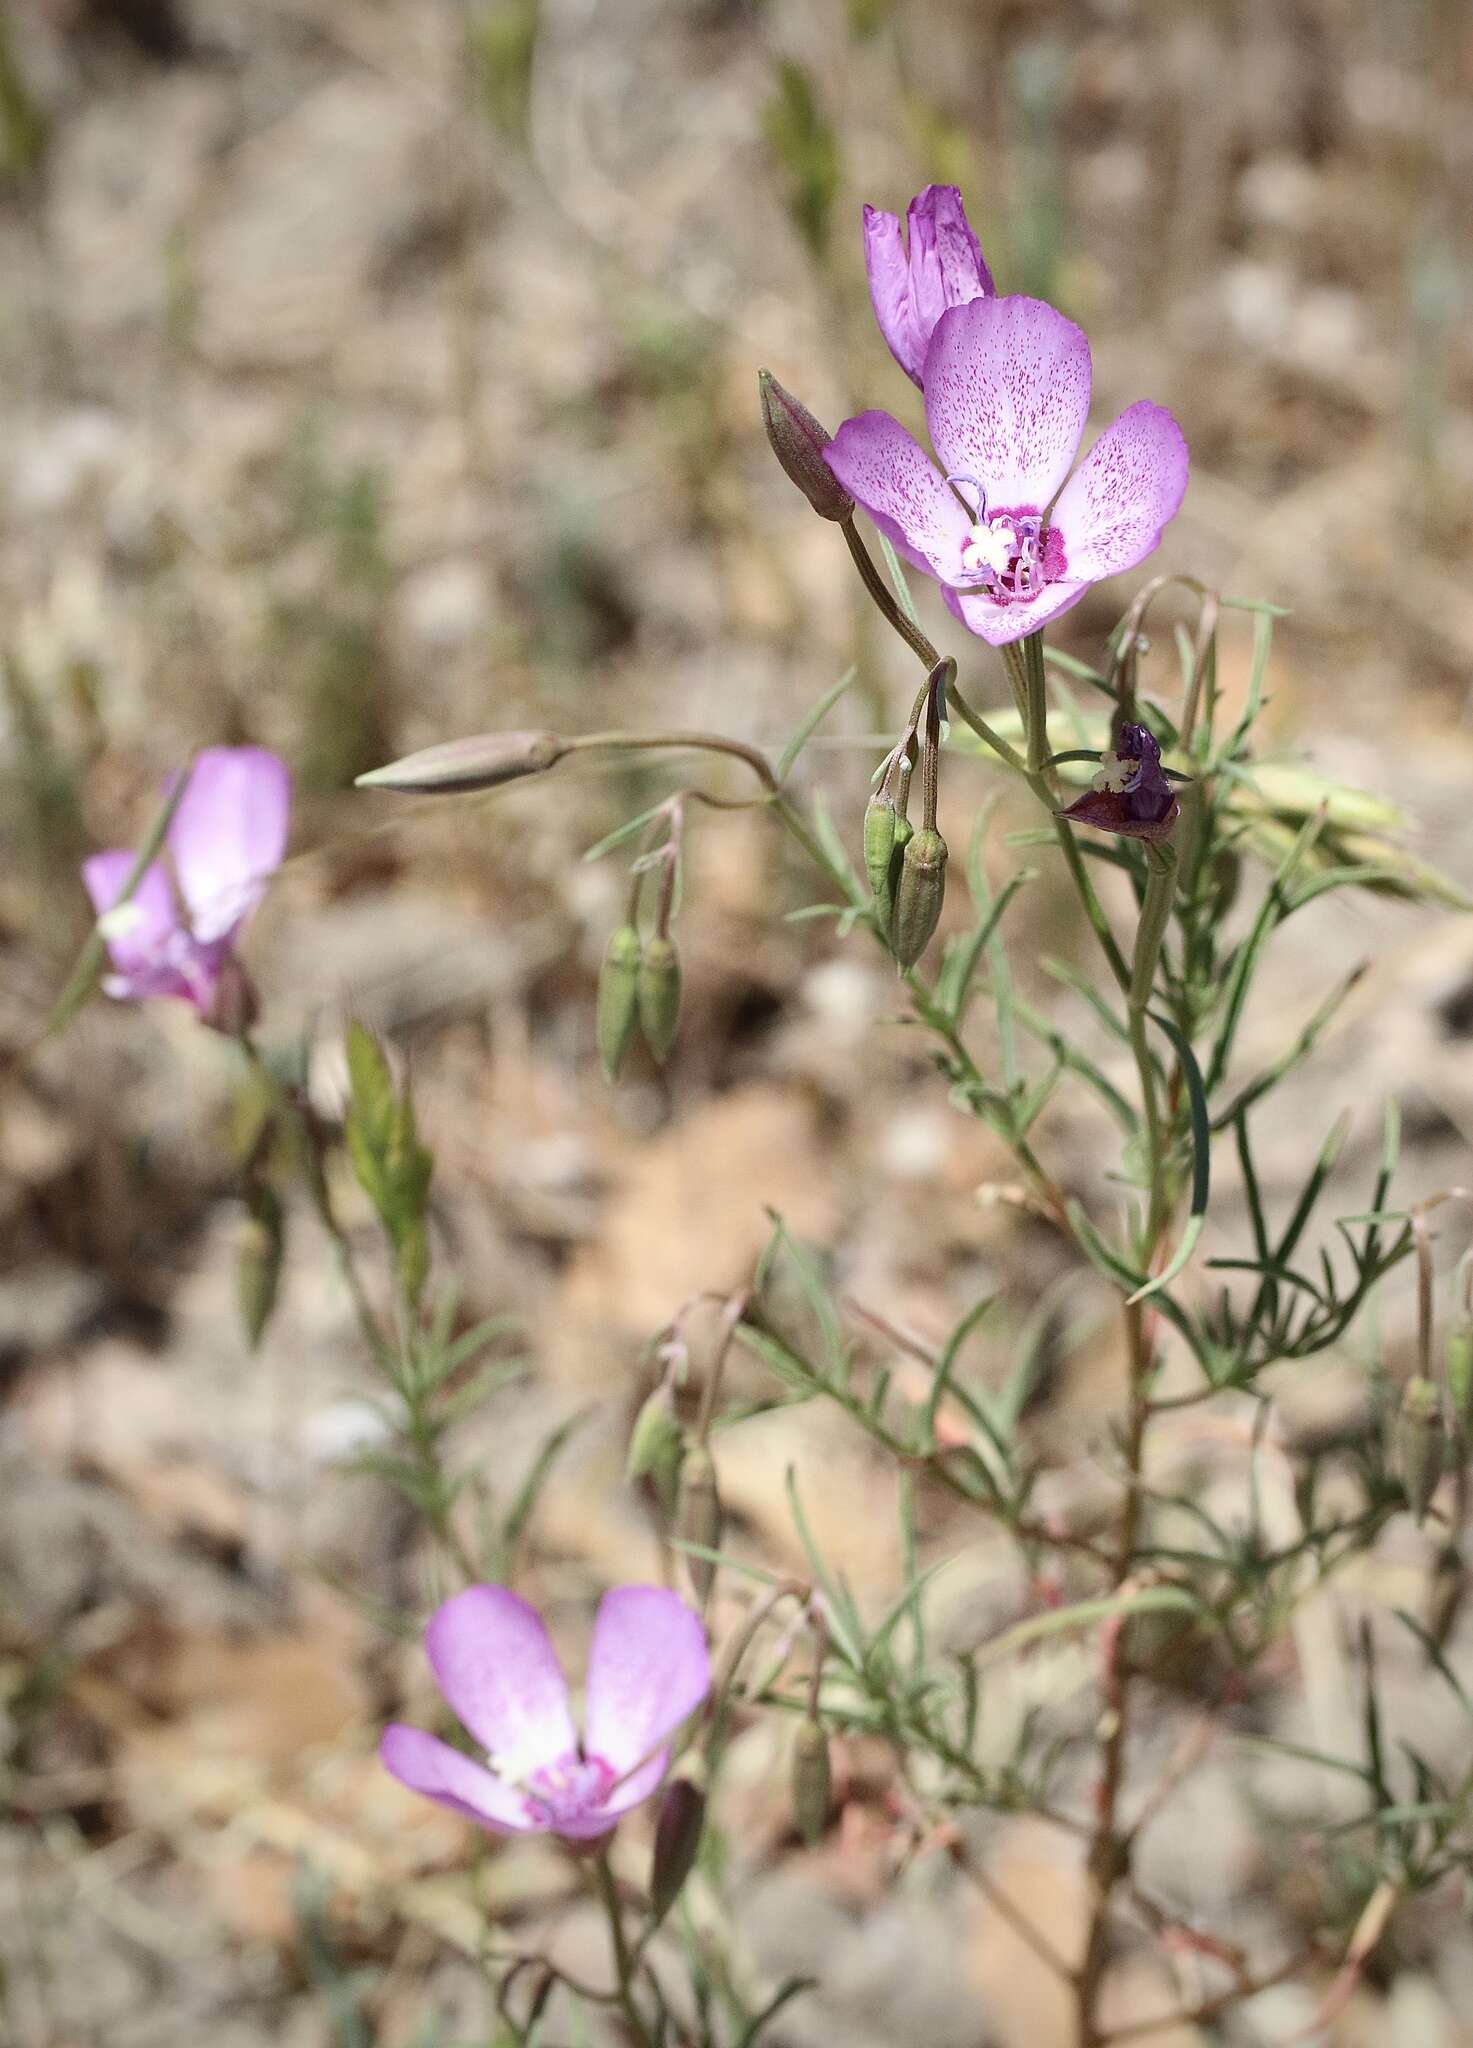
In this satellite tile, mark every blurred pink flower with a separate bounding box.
[82,745,290,1015]
[864,184,995,385]
[381,1584,710,1842]
[825,295,1189,647]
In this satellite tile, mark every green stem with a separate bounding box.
[594,1853,654,2048]
[840,517,1029,775]
[840,515,938,668]
[1127,844,1181,1255]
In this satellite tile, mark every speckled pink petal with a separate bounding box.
[425,1585,576,1780]
[904,185,994,365]
[863,205,925,383]
[582,1586,710,1779]
[923,296,1091,513]
[864,187,994,386]
[380,1725,539,1834]
[825,411,972,583]
[943,578,1090,647]
[167,746,290,944]
[1048,402,1189,584]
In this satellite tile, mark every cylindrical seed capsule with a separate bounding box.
[679,1446,723,1604]
[1396,1375,1445,1523]
[790,1716,831,1845]
[863,792,900,931]
[638,934,683,1064]
[625,1382,686,1519]
[891,825,948,967]
[597,923,643,1082]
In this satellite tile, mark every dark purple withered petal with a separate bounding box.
[1057,786,1181,842]
[1058,723,1181,841]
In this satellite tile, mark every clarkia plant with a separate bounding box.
[56,176,1473,2048]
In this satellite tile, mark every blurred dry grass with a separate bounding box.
[2,2,1473,2044]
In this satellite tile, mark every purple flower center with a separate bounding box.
[947,477,1064,605]
[521,1751,617,1830]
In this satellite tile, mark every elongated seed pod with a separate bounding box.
[625,1382,686,1518]
[597,924,643,1081]
[790,1717,831,1845]
[863,792,900,930]
[891,826,948,967]
[679,1446,722,1603]
[1396,1375,1445,1523]
[638,934,683,1064]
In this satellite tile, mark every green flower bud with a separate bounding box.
[790,1716,831,1845]
[679,1446,723,1604]
[863,792,900,930]
[355,729,565,794]
[1396,1375,1445,1523]
[638,934,683,1065]
[625,1381,686,1518]
[597,924,643,1082]
[1446,1320,1473,1438]
[890,825,948,967]
[757,370,854,523]
[237,1183,284,1352]
[649,1751,708,1923]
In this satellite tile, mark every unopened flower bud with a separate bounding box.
[637,934,682,1065]
[649,1751,708,1923]
[758,370,854,523]
[790,1716,831,1845]
[679,1446,723,1604]
[1446,1319,1473,1438]
[1396,1375,1445,1522]
[597,924,643,1082]
[355,730,565,794]
[237,1183,284,1352]
[626,1381,686,1518]
[890,825,947,966]
[863,792,900,929]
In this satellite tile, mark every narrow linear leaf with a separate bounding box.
[779,665,857,783]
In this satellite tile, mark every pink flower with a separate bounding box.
[825,296,1189,647]
[381,1584,710,1843]
[82,746,290,1015]
[864,184,995,386]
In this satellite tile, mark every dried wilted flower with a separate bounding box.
[1058,724,1181,843]
[381,1585,709,1842]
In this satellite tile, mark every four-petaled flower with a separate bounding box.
[381,1584,710,1842]
[864,183,995,386]
[825,295,1188,646]
[82,746,290,1017]
[1059,723,1180,842]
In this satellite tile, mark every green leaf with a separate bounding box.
[875,532,922,628]
[491,1409,587,1578]
[1126,1010,1211,1308]
[763,58,839,261]
[779,665,857,783]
